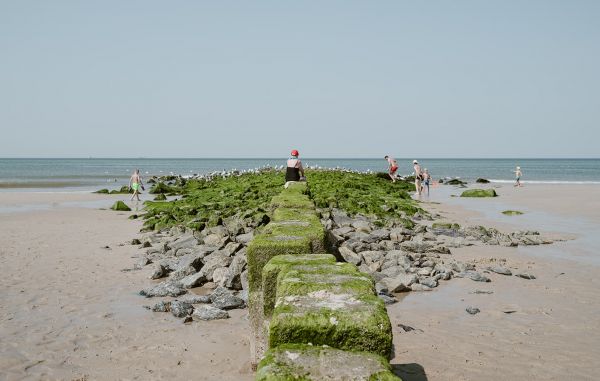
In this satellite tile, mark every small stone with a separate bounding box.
[131,238,142,245]
[488,266,512,276]
[466,306,480,315]
[515,273,536,280]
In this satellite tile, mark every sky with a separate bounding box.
[0,1,599,158]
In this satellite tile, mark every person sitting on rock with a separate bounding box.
[285,149,305,186]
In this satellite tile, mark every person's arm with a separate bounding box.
[298,161,305,177]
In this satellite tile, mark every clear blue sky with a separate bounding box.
[1,1,598,158]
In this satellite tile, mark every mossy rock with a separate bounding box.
[94,188,110,194]
[460,189,497,197]
[432,222,460,230]
[153,193,167,201]
[502,210,524,216]
[149,182,176,194]
[446,178,467,186]
[111,201,131,211]
[256,344,401,381]
[476,178,490,183]
[269,279,392,358]
[261,254,342,317]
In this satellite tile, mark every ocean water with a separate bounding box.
[0,158,599,190]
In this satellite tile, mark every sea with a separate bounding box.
[1,158,599,191]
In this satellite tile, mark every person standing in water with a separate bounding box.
[413,160,423,195]
[129,169,144,201]
[513,166,523,187]
[285,149,305,183]
[422,168,431,195]
[384,155,399,182]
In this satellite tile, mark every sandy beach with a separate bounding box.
[0,194,254,381]
[1,184,599,381]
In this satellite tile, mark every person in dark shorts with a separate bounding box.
[285,149,305,182]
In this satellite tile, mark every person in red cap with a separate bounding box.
[286,149,305,182]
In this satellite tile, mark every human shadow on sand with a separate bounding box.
[391,363,428,381]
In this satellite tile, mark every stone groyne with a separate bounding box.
[247,182,400,380]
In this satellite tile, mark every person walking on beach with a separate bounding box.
[422,168,431,195]
[384,155,399,182]
[413,160,423,195]
[513,166,523,187]
[285,149,305,185]
[129,169,144,201]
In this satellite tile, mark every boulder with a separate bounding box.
[487,266,512,276]
[223,255,246,290]
[209,286,245,310]
[382,273,418,292]
[149,263,166,280]
[140,281,186,297]
[352,220,372,233]
[170,300,193,318]
[400,241,433,253]
[211,267,229,286]
[179,272,206,289]
[168,234,198,252]
[203,234,230,248]
[338,246,362,266]
[180,295,211,304]
[199,251,233,281]
[111,201,131,211]
[168,265,197,281]
[148,300,171,312]
[460,189,498,197]
[192,305,230,321]
[455,271,490,282]
[235,232,254,244]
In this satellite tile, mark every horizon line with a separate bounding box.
[1,157,599,160]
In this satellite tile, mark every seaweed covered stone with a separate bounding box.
[460,189,498,198]
[111,200,131,211]
[268,262,392,358]
[256,344,401,381]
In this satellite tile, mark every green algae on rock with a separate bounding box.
[111,201,131,211]
[140,169,419,234]
[460,189,498,197]
[153,193,167,201]
[502,210,524,215]
[432,222,461,230]
[256,344,401,381]
[306,171,419,220]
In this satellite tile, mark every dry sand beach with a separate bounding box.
[1,184,599,381]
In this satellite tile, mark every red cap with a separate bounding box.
[291,149,299,156]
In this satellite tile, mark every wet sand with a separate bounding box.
[0,195,253,381]
[1,185,599,380]
[390,184,600,380]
